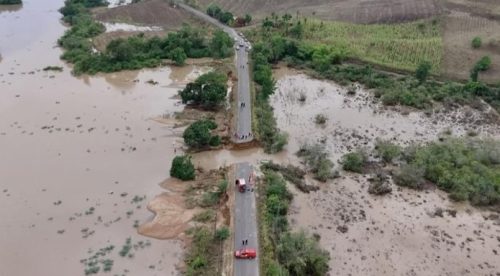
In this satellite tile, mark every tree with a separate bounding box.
[179,72,228,109]
[183,119,219,149]
[415,61,432,83]
[341,151,366,173]
[219,11,234,25]
[282,13,292,34]
[244,14,252,25]
[209,30,233,58]
[206,3,221,18]
[169,47,187,65]
[470,56,491,81]
[214,227,230,241]
[277,231,330,276]
[0,0,22,4]
[289,21,304,39]
[170,155,195,180]
[471,37,482,48]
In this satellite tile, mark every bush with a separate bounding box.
[192,210,215,222]
[297,144,337,181]
[375,139,401,163]
[183,119,218,149]
[0,0,22,4]
[475,56,492,71]
[170,155,195,181]
[315,114,327,125]
[393,164,425,189]
[341,151,366,173]
[471,37,482,48]
[214,226,230,241]
[415,61,432,83]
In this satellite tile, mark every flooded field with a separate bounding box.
[0,0,207,275]
[271,70,500,275]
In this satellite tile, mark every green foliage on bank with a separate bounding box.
[259,169,330,275]
[170,155,196,181]
[183,119,221,149]
[179,72,228,109]
[394,138,500,206]
[247,17,500,112]
[58,1,233,75]
[0,0,22,4]
[251,39,288,153]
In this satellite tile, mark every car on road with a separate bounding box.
[236,178,246,192]
[234,248,257,259]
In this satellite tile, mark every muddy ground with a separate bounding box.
[270,68,500,275]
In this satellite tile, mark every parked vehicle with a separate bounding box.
[235,178,246,192]
[234,248,257,259]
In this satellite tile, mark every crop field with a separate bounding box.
[94,0,198,28]
[195,0,442,24]
[442,11,500,83]
[300,19,443,73]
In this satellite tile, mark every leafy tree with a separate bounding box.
[215,227,230,241]
[219,11,234,25]
[170,155,195,181]
[244,14,252,25]
[471,37,482,48]
[289,21,304,39]
[415,61,432,83]
[183,119,219,149]
[0,0,22,4]
[470,56,492,81]
[169,47,187,65]
[206,3,221,18]
[179,72,227,109]
[375,139,401,163]
[277,231,330,276]
[341,151,366,173]
[209,30,233,58]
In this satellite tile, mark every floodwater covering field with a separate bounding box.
[270,69,500,275]
[0,0,207,275]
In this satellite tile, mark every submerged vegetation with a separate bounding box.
[0,0,21,4]
[179,72,228,109]
[183,119,221,149]
[170,155,196,181]
[395,138,500,206]
[259,169,330,275]
[57,0,233,75]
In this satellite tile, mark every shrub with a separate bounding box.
[297,144,337,181]
[475,56,492,71]
[214,226,230,241]
[341,151,366,173]
[393,164,425,189]
[471,37,482,48]
[192,210,215,222]
[375,139,401,163]
[415,61,432,83]
[315,114,327,125]
[170,155,195,181]
[0,0,22,4]
[183,119,218,149]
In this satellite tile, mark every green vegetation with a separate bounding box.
[341,151,366,173]
[183,119,220,149]
[179,72,228,109]
[471,37,482,48]
[43,66,63,72]
[297,144,337,182]
[206,4,252,27]
[470,56,492,82]
[260,161,318,193]
[375,139,401,163]
[192,210,216,223]
[415,61,431,83]
[185,227,221,275]
[170,155,196,181]
[259,169,330,275]
[214,226,230,241]
[315,114,327,125]
[251,38,288,153]
[394,138,500,206]
[199,179,228,208]
[0,0,22,4]
[58,1,233,75]
[81,245,114,275]
[248,14,500,112]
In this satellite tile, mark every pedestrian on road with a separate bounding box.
[245,239,248,245]
[242,240,245,245]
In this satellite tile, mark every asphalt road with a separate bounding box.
[178,3,253,144]
[234,163,259,276]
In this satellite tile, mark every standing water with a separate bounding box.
[0,0,202,275]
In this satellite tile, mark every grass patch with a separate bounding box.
[192,210,216,223]
[43,66,63,72]
[299,18,442,73]
[185,227,223,275]
[341,150,367,173]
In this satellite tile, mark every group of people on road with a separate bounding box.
[234,132,253,140]
[239,101,247,108]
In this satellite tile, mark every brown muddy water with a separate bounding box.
[271,69,500,275]
[0,1,209,275]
